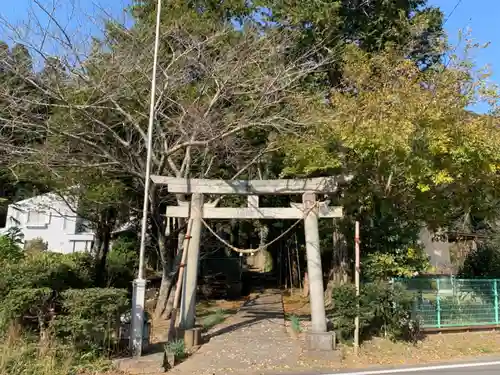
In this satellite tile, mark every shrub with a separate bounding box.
[330,284,372,341]
[106,237,138,289]
[201,309,226,331]
[0,252,96,300]
[330,281,419,343]
[363,245,430,281]
[0,234,23,264]
[0,327,113,375]
[288,314,302,333]
[164,339,186,360]
[0,288,53,334]
[24,238,48,254]
[362,282,418,340]
[54,288,129,351]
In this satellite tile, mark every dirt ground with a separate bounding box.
[283,292,500,370]
[149,296,249,344]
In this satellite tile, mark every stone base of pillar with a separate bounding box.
[131,278,147,357]
[305,331,336,351]
[184,327,203,349]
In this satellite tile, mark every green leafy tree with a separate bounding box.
[0,234,23,264]
[3,2,327,318]
[282,43,500,278]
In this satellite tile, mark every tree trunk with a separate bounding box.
[96,224,112,287]
[162,281,176,320]
[95,208,115,287]
[155,265,175,318]
[330,225,349,284]
[155,218,186,319]
[303,272,309,297]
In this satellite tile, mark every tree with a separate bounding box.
[133,0,444,88]
[281,43,500,279]
[1,4,329,318]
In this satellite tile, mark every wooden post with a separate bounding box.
[295,235,302,292]
[180,193,204,330]
[288,246,293,295]
[354,221,360,355]
[168,219,193,341]
[303,192,327,333]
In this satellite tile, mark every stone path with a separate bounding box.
[170,290,301,375]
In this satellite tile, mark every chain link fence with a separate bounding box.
[394,277,500,329]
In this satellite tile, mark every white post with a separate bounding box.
[354,221,360,354]
[180,193,204,329]
[303,192,327,333]
[131,0,162,357]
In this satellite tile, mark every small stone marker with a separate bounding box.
[184,327,203,349]
[305,331,336,351]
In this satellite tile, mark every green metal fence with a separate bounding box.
[394,277,500,329]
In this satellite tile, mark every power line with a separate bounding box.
[444,0,465,26]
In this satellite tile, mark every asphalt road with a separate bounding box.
[310,360,500,375]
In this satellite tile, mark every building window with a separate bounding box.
[26,210,47,227]
[75,217,91,233]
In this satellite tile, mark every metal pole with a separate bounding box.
[131,0,163,357]
[436,278,441,329]
[354,221,360,355]
[494,280,498,325]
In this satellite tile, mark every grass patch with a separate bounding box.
[287,314,302,333]
[201,308,227,330]
[341,331,500,368]
[0,327,114,375]
[164,339,187,361]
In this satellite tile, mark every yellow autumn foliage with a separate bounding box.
[282,44,500,223]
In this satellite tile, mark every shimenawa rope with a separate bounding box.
[200,201,320,254]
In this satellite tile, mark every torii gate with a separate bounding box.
[151,175,345,350]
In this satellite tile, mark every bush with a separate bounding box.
[164,339,186,360]
[0,252,96,301]
[24,238,48,254]
[0,234,23,264]
[54,288,129,351]
[330,281,419,343]
[0,328,113,375]
[106,237,138,289]
[0,288,53,334]
[363,245,430,281]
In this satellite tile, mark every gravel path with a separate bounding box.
[170,290,301,375]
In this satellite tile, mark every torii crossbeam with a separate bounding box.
[153,176,346,351]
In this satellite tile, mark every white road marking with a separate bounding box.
[327,360,500,374]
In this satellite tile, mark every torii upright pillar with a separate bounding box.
[152,175,346,350]
[303,192,327,333]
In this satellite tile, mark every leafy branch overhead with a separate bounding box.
[282,44,500,228]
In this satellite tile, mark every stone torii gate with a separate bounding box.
[151,175,344,350]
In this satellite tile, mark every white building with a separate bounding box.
[0,192,95,254]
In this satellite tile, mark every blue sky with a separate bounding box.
[430,0,499,112]
[0,0,130,56]
[0,1,498,99]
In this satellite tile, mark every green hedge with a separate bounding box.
[330,281,419,342]
[0,250,131,352]
[54,288,129,350]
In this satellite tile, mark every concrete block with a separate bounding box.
[184,327,202,349]
[305,330,336,351]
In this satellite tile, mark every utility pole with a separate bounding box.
[130,0,162,357]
